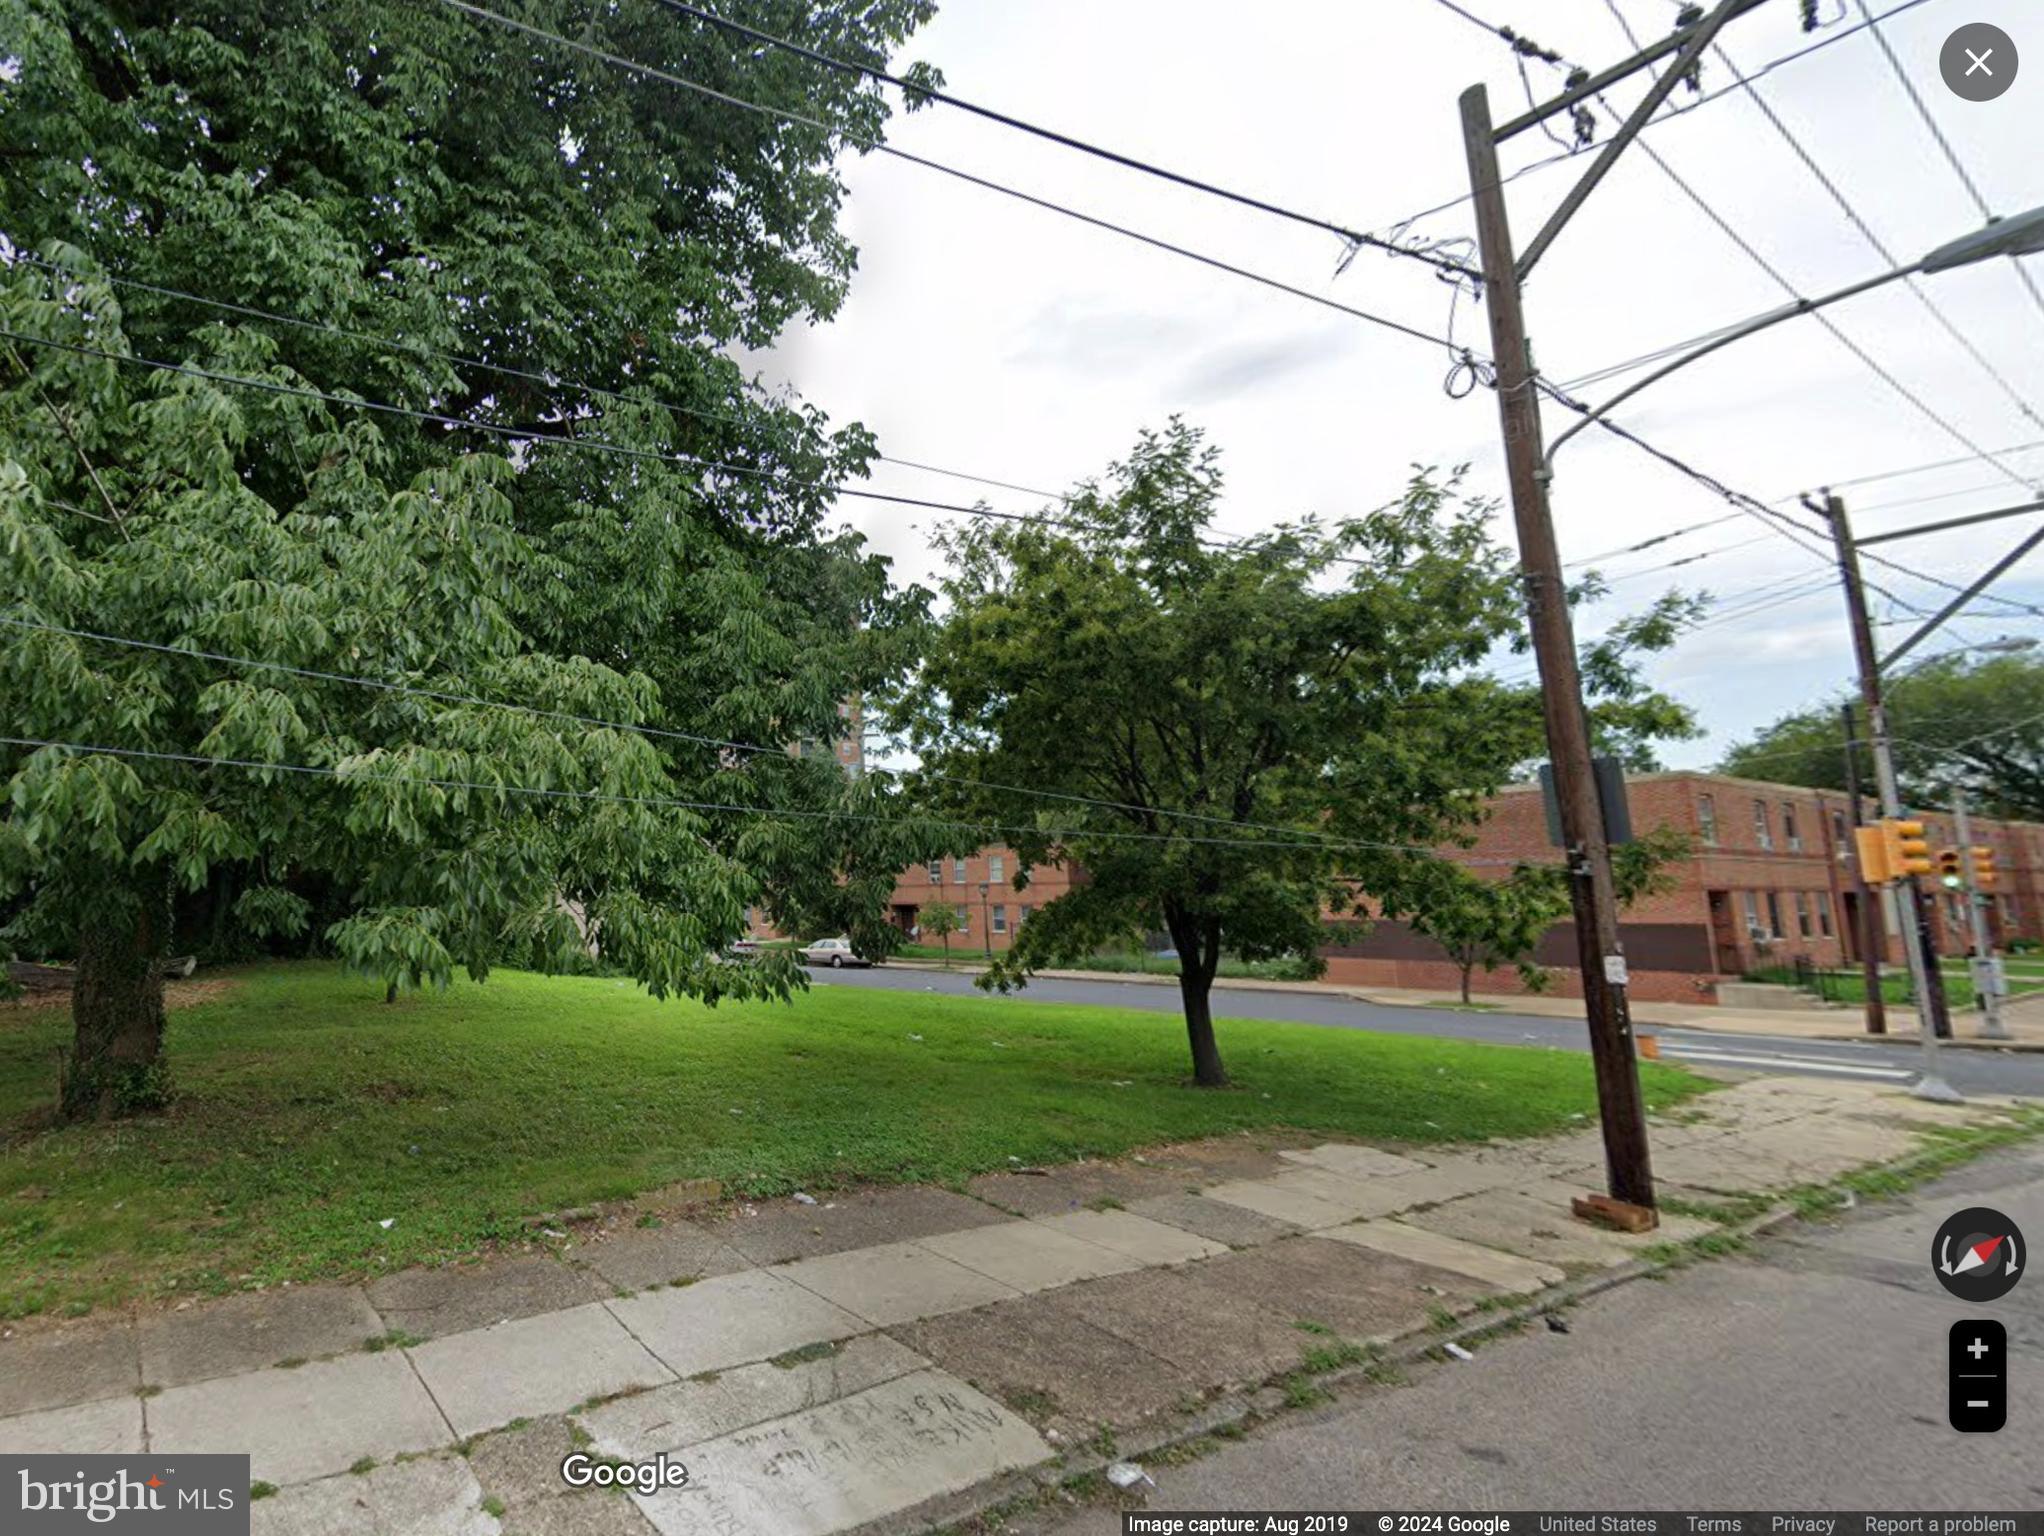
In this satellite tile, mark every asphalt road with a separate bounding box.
[1030,1144,2044,1523]
[809,964,2044,1099]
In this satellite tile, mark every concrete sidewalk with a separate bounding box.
[0,1079,2027,1536]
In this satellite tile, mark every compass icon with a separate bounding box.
[1932,1206,2025,1303]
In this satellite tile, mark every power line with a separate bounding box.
[1849,0,2044,330]
[1,316,1404,572]
[1704,34,2044,437]
[0,733,1554,865]
[1396,0,1935,244]
[1784,438,2044,501]
[646,0,1474,282]
[1565,511,1746,568]
[439,1,1459,355]
[1,613,1450,854]
[7,251,1069,506]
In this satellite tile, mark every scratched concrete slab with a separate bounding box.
[1319,1219,1567,1293]
[917,1221,1141,1293]
[779,1239,1019,1325]
[627,1368,1049,1536]
[1279,1144,1431,1180]
[580,1335,929,1460]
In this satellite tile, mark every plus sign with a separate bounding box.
[1968,1337,1991,1360]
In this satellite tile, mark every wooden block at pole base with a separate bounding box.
[1636,1033,1660,1060]
[1572,1194,1658,1233]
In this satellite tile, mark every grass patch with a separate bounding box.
[0,960,1706,1314]
[363,1329,424,1353]
[348,1456,375,1476]
[1280,1372,1332,1409]
[1298,1339,1369,1375]
[481,1495,506,1519]
[999,1386,1060,1420]
[249,1482,277,1502]
[769,1340,840,1370]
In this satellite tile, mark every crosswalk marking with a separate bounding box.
[1661,1044,1913,1080]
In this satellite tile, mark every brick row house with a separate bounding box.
[1319,771,2044,1003]
[886,848,1085,953]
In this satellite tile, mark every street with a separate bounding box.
[811,965,2044,1099]
[1031,1143,2044,1526]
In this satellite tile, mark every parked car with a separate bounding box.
[798,936,873,968]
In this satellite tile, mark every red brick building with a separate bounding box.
[884,847,1086,954]
[1320,771,2043,1004]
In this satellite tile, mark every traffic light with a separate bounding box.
[1971,845,1998,889]
[1854,825,1891,885]
[1936,847,1964,888]
[1882,819,1934,880]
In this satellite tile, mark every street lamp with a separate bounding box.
[1546,206,2044,471]
[978,881,991,959]
[1537,205,2044,1104]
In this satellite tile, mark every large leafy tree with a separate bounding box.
[1718,653,2044,820]
[899,422,1697,1086]
[0,0,945,1118]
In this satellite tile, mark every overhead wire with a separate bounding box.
[437,1,1461,354]
[1848,0,2044,329]
[645,0,1475,281]
[3,613,1502,854]
[5,252,1070,505]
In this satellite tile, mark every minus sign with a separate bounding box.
[1966,1400,1990,1408]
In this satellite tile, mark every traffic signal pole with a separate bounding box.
[1821,494,1960,1101]
[1950,789,2010,1042]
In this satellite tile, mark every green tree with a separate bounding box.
[916,898,962,967]
[1393,866,1571,1006]
[1718,653,2044,820]
[0,1,945,1118]
[899,422,1697,1086]
[1384,826,1692,1005]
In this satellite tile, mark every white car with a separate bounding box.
[798,936,873,969]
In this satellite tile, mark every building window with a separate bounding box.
[928,861,942,884]
[1830,809,1847,848]
[1698,794,1718,846]
[1753,801,1772,850]
[1019,904,1032,925]
[989,854,1005,883]
[992,905,1008,934]
[1794,892,1812,939]
[955,907,970,933]
[1816,892,1835,938]
[1782,804,1800,852]
[1741,891,1762,938]
[1765,891,1783,937]
[953,857,968,881]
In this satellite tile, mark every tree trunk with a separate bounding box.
[62,891,171,1121]
[385,978,399,1005]
[1459,961,1474,1007]
[1167,907,1228,1087]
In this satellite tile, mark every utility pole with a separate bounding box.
[1819,493,1961,1101]
[1839,703,1885,1034]
[1460,88,1657,1214]
[1950,788,2010,1041]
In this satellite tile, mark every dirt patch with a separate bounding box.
[1,977,241,1014]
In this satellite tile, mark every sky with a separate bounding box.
[756,0,2044,769]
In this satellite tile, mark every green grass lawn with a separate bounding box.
[1750,959,2044,1008]
[0,960,1708,1318]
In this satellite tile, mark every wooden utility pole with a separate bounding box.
[1460,87,1654,1213]
[1820,493,1959,1097]
[1839,703,1886,1034]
